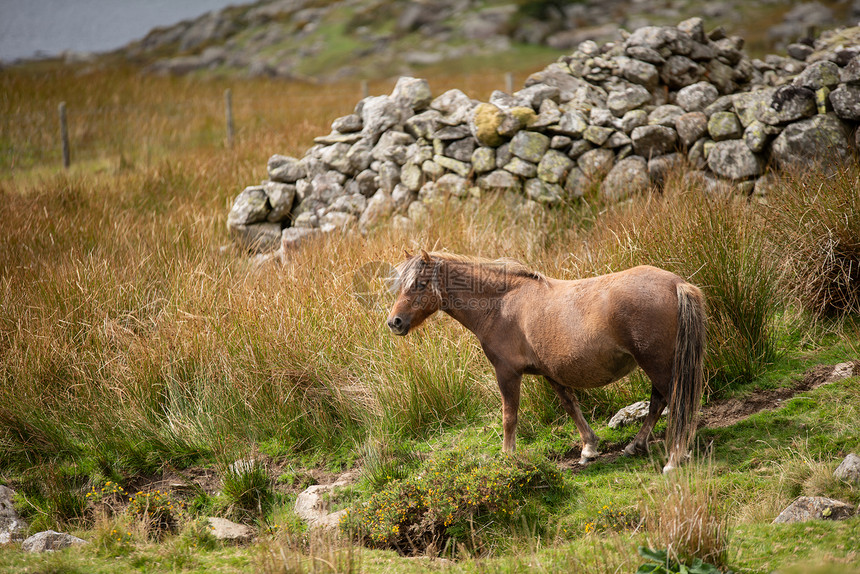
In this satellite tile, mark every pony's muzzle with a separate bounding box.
[387,315,409,336]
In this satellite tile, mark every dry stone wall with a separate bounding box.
[227,19,860,254]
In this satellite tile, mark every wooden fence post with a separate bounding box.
[361,80,369,99]
[505,72,513,94]
[59,102,70,168]
[225,89,235,148]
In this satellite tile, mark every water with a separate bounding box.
[0,0,241,62]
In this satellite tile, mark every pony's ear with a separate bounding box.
[403,249,412,259]
[420,249,432,263]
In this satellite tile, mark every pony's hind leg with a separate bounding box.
[623,387,668,456]
[547,379,599,464]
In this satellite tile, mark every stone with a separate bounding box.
[372,131,414,163]
[268,155,306,183]
[834,453,860,484]
[556,110,589,137]
[648,105,685,127]
[707,111,743,141]
[422,159,444,179]
[207,517,254,543]
[328,193,366,216]
[525,64,607,106]
[400,162,423,191]
[296,483,349,530]
[743,121,773,153]
[608,400,668,428]
[358,190,394,232]
[228,186,269,227]
[601,156,649,201]
[771,114,853,169]
[510,131,550,163]
[498,107,537,137]
[757,86,817,125]
[504,157,538,178]
[707,139,764,180]
[624,26,693,56]
[361,95,408,144]
[514,84,560,109]
[631,125,678,158]
[433,154,471,178]
[320,142,354,173]
[772,496,854,524]
[625,45,665,65]
[578,148,615,178]
[391,184,416,212]
[264,181,297,223]
[648,153,684,185]
[787,43,814,61]
[830,85,860,121]
[444,138,477,162]
[841,55,860,84]
[583,125,614,146]
[292,212,319,229]
[431,89,475,124]
[824,362,858,384]
[407,200,430,223]
[705,59,738,94]
[331,114,363,134]
[470,103,505,147]
[435,173,468,198]
[22,530,88,553]
[537,150,575,184]
[352,169,378,198]
[564,166,589,198]
[567,139,593,159]
[477,170,522,194]
[676,81,719,112]
[607,84,652,116]
[391,76,432,111]
[676,112,708,147]
[404,110,441,140]
[660,55,702,89]
[677,17,705,43]
[0,486,27,544]
[525,179,563,206]
[792,61,840,91]
[472,147,496,174]
[313,132,363,146]
[621,109,648,133]
[616,56,659,87]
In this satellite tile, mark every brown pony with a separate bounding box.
[386,250,707,473]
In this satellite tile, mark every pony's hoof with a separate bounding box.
[623,443,648,457]
[579,456,596,466]
[662,463,677,474]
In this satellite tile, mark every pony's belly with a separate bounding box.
[549,350,637,389]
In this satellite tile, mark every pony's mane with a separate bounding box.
[393,251,543,293]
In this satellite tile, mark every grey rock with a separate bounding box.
[22,530,88,553]
[537,150,575,184]
[525,178,563,206]
[551,135,572,149]
[346,138,374,173]
[787,43,814,61]
[400,162,423,191]
[407,200,430,224]
[359,190,394,231]
[564,166,589,198]
[514,83,560,109]
[771,114,852,169]
[648,105,685,127]
[295,476,355,530]
[376,161,400,193]
[631,125,678,158]
[757,86,817,125]
[0,486,27,544]
[834,453,860,484]
[708,139,764,180]
[772,496,854,524]
[607,84,652,116]
[207,517,255,543]
[422,159,445,179]
[444,138,477,163]
[687,138,709,170]
[625,45,665,65]
[661,55,702,89]
[608,400,668,428]
[504,157,538,178]
[496,142,512,167]
[435,125,471,140]
[676,81,719,112]
[793,60,840,90]
[648,153,684,185]
[601,156,649,201]
[525,64,607,106]
[430,89,475,124]
[264,181,297,223]
[268,154,306,183]
[391,76,432,111]
[477,170,522,193]
[391,184,416,212]
[331,114,363,134]
[625,26,693,56]
[436,173,468,198]
[557,110,589,136]
[567,139,594,159]
[361,95,409,143]
[830,85,860,120]
[705,59,738,94]
[404,110,441,140]
[472,147,496,174]
[616,56,659,87]
[352,169,378,198]
[708,111,743,141]
[510,131,550,163]
[372,131,415,164]
[228,186,269,227]
[433,154,471,178]
[621,109,649,133]
[328,193,366,216]
[320,142,354,173]
[313,132,364,146]
[704,95,735,118]
[841,55,860,84]
[677,17,706,43]
[743,121,773,153]
[676,112,708,147]
[293,212,319,229]
[578,148,615,178]
[583,125,614,145]
[604,131,632,148]
[590,107,617,128]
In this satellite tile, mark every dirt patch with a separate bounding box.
[699,360,859,429]
[558,361,858,472]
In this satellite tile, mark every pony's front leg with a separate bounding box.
[495,369,522,454]
[547,379,599,464]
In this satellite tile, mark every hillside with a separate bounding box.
[114,0,860,80]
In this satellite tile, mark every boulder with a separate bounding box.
[510,131,550,163]
[830,85,860,120]
[471,103,506,147]
[676,112,708,147]
[771,114,852,169]
[707,111,743,141]
[206,517,254,544]
[607,84,652,116]
[608,400,668,428]
[834,453,860,484]
[707,139,764,180]
[537,150,575,184]
[601,156,649,201]
[631,125,678,158]
[268,155,306,184]
[676,81,719,112]
[391,76,432,111]
[525,179,563,206]
[0,486,27,544]
[22,530,88,552]
[772,496,854,524]
[358,190,394,232]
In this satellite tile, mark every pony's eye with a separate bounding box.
[416,281,428,291]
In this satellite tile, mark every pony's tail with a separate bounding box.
[666,282,707,471]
